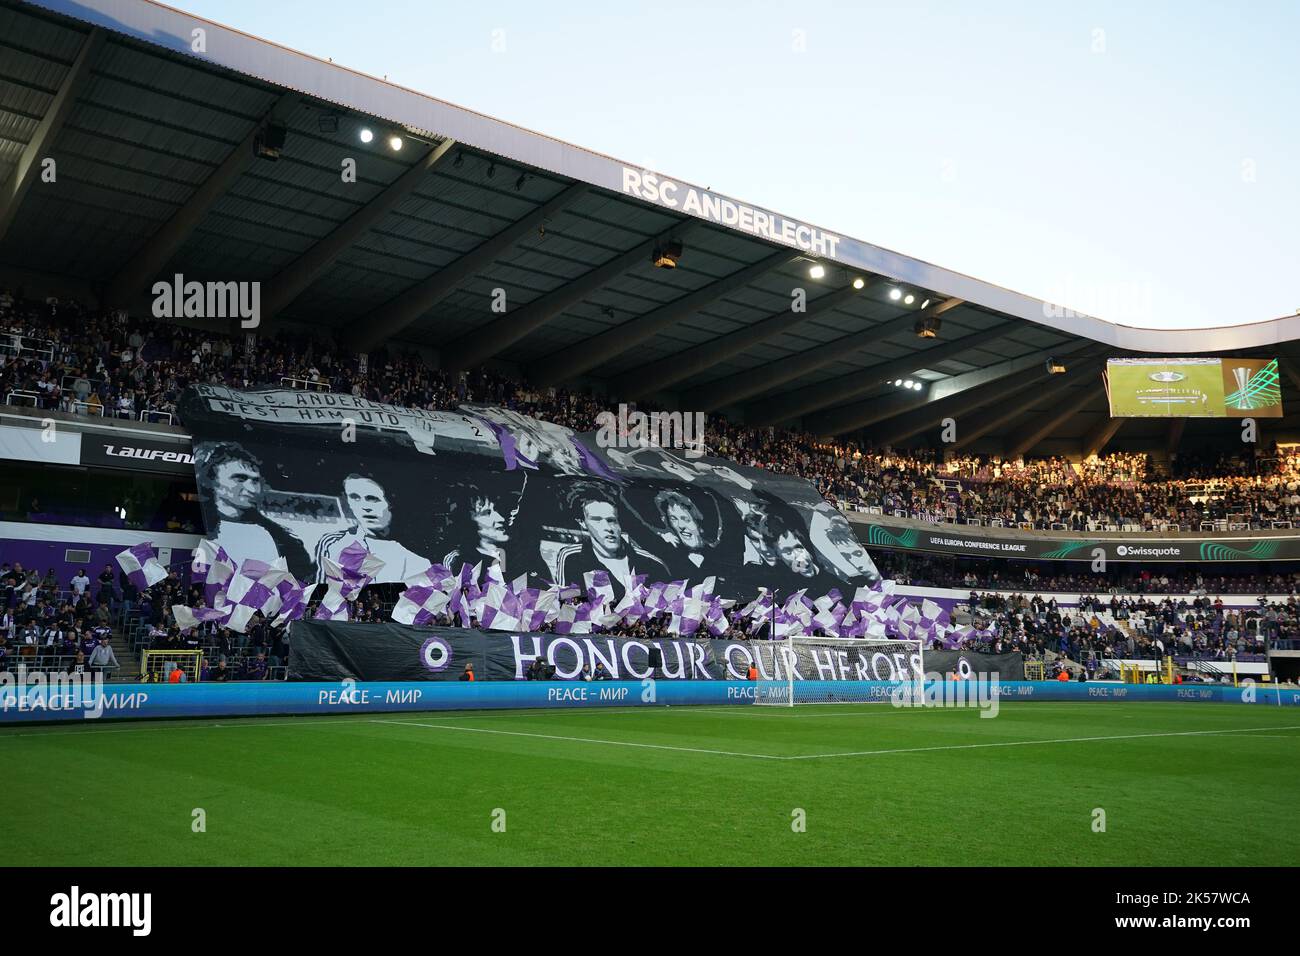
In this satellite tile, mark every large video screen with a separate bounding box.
[177,385,880,602]
[1106,357,1281,418]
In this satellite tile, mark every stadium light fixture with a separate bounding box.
[920,298,931,310]
[389,135,403,151]
[889,288,902,301]
[914,315,941,338]
[904,294,915,305]
[1046,358,1067,374]
[912,381,923,390]
[894,379,903,387]
[809,264,826,279]
[852,277,865,290]
[359,127,374,143]
[904,379,915,389]
[652,239,684,268]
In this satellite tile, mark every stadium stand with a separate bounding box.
[6,291,1300,535]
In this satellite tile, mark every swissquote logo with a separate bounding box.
[1115,544,1181,557]
[49,886,151,936]
[100,444,195,465]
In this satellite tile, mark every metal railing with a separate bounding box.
[2,651,120,675]
[0,333,55,362]
[280,376,329,392]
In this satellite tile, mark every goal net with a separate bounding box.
[753,637,925,707]
[142,649,203,683]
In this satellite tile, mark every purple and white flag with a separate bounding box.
[115,543,168,591]
[171,603,229,632]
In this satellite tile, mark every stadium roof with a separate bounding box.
[3,0,1300,454]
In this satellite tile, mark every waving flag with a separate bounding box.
[115,543,167,591]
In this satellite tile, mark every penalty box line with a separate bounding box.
[371,718,1300,763]
[370,718,787,760]
[788,723,1300,760]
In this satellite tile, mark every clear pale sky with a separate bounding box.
[180,0,1298,331]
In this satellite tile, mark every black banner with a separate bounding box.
[78,432,195,476]
[290,620,1022,683]
[922,649,1025,681]
[179,385,881,596]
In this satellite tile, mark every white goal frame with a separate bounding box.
[754,636,925,707]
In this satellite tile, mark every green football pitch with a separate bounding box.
[6,701,1298,866]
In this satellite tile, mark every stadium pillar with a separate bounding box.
[350,181,589,354]
[803,344,1101,437]
[1007,382,1106,457]
[103,91,296,310]
[951,360,1103,451]
[262,137,458,323]
[871,366,1055,447]
[0,29,103,245]
[1081,416,1124,459]
[743,311,1022,425]
[437,219,698,373]
[1279,358,1300,396]
[526,250,796,387]
[1166,417,1186,456]
[687,298,971,412]
[619,283,864,400]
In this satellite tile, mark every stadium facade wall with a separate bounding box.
[0,522,200,582]
[2,680,1296,724]
[852,513,1300,562]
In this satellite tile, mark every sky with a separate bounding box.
[178,0,1299,331]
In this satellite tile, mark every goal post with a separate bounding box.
[141,649,203,683]
[753,636,925,707]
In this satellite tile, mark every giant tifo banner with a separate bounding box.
[855,515,1300,562]
[177,385,880,600]
[1105,357,1282,417]
[289,621,1024,682]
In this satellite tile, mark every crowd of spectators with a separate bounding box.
[875,553,1300,595]
[955,591,1279,663]
[6,290,1300,534]
[0,561,120,676]
[8,290,1300,681]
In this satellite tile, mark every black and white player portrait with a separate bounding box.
[439,472,527,577]
[622,486,747,586]
[193,440,312,577]
[315,474,432,584]
[764,513,844,595]
[554,483,669,600]
[809,505,881,586]
[183,387,884,604]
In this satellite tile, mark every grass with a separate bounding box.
[5,701,1298,866]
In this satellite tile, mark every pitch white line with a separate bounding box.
[0,716,375,740]
[371,718,785,760]
[372,718,1300,763]
[788,724,1300,760]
